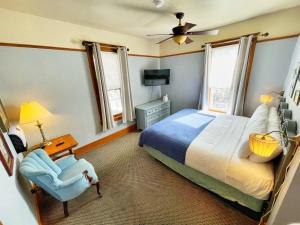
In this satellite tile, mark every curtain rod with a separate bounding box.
[82,41,129,51]
[201,32,269,48]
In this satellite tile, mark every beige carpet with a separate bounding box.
[40,132,257,225]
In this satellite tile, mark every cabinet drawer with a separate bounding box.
[146,107,159,115]
[146,117,162,127]
[146,102,170,116]
[146,112,170,128]
[146,108,170,121]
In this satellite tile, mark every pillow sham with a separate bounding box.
[246,104,269,130]
[249,107,283,163]
[238,104,269,159]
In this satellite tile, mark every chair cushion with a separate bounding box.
[25,149,62,175]
[58,159,99,184]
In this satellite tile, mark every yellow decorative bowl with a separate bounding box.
[249,133,279,157]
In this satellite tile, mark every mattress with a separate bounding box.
[185,114,274,200]
[139,109,215,163]
[145,145,265,212]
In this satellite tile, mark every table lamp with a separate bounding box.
[260,95,273,104]
[20,101,52,147]
[249,133,279,157]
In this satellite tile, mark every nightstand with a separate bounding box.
[31,134,78,160]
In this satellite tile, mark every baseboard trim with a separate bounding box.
[74,124,137,156]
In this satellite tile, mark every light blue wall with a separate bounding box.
[128,56,160,107]
[244,38,297,116]
[160,52,204,113]
[160,38,297,115]
[284,36,300,131]
[0,47,158,147]
[268,36,300,225]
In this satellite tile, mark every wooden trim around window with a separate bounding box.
[202,32,261,48]
[208,108,226,114]
[212,40,240,48]
[85,48,103,125]
[244,37,258,101]
[113,113,123,121]
[74,123,137,156]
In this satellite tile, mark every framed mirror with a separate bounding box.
[0,99,9,132]
[0,131,14,176]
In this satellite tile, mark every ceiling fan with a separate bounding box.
[147,12,219,45]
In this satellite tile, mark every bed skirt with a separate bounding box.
[144,145,265,212]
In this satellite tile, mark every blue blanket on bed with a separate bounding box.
[139,108,215,163]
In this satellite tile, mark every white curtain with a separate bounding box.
[117,47,135,123]
[91,43,114,131]
[198,44,212,110]
[228,35,253,115]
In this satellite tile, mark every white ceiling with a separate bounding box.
[1,0,300,38]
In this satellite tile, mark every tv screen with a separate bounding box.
[144,69,170,86]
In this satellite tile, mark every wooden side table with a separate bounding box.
[31,134,78,160]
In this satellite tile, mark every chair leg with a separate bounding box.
[95,182,102,198]
[63,201,69,217]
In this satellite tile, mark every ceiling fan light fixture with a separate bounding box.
[152,0,164,8]
[173,35,187,45]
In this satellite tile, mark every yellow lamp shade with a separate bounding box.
[249,133,279,157]
[260,95,273,104]
[20,101,52,124]
[173,35,187,45]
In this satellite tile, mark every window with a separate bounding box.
[101,51,123,118]
[208,44,239,113]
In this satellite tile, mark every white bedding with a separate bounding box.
[185,114,274,200]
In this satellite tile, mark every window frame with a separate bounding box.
[206,36,257,114]
[207,42,239,114]
[86,45,123,123]
[107,87,123,121]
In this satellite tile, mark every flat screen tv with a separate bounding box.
[144,69,170,86]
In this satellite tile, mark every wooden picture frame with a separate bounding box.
[0,131,14,176]
[290,63,300,98]
[0,99,9,132]
[294,90,300,105]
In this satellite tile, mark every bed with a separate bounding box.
[139,108,275,212]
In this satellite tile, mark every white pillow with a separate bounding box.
[238,104,269,159]
[249,107,283,163]
[246,104,269,130]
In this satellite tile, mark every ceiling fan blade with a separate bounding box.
[185,37,194,44]
[146,34,173,36]
[184,22,196,31]
[187,29,219,36]
[156,36,174,44]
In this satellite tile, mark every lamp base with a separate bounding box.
[42,140,52,147]
[36,121,52,147]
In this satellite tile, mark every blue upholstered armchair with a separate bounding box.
[19,149,101,217]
